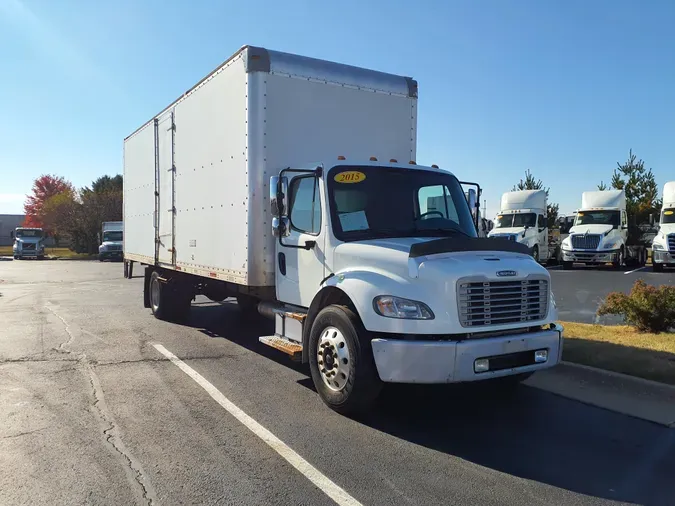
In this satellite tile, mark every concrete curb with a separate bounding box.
[561,360,675,393]
[526,363,675,428]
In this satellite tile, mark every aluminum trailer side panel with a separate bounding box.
[123,123,156,265]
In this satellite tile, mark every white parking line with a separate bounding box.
[152,343,362,506]
[624,267,646,275]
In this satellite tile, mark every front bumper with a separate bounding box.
[371,324,564,383]
[561,248,619,263]
[99,250,123,260]
[652,250,675,265]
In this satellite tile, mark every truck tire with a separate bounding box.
[653,262,664,272]
[532,246,539,263]
[562,261,573,270]
[612,248,625,269]
[149,271,170,320]
[309,305,382,415]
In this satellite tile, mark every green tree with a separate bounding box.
[512,169,559,228]
[609,149,660,220]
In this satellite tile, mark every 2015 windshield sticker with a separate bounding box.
[334,171,366,184]
[665,210,674,216]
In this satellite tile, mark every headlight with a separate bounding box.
[373,296,434,320]
[652,242,664,251]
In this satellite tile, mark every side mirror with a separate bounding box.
[270,176,289,218]
[10,231,14,239]
[649,213,655,226]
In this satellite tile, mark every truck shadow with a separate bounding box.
[184,300,674,505]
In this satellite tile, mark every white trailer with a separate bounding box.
[561,190,648,269]
[123,45,563,414]
[99,221,123,261]
[651,181,675,272]
[488,190,558,264]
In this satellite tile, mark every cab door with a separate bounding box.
[275,170,326,308]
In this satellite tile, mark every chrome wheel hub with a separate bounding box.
[317,326,350,392]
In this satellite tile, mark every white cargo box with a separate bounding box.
[581,190,626,210]
[500,190,547,213]
[124,45,418,287]
[663,181,675,208]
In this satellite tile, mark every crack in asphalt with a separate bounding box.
[0,357,79,365]
[40,303,157,505]
[86,363,157,506]
[93,354,241,367]
[1,427,49,439]
[45,303,76,351]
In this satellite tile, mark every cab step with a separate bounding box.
[259,335,303,361]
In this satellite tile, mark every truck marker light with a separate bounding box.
[474,359,489,373]
[409,160,416,165]
[337,155,346,160]
[389,158,397,163]
[431,164,439,168]
[369,156,378,161]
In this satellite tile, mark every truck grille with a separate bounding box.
[571,234,600,250]
[458,278,549,327]
[108,244,122,251]
[22,243,36,250]
[668,234,675,253]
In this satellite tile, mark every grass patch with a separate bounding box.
[561,321,675,385]
[0,245,96,259]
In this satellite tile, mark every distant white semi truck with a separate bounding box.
[12,227,45,260]
[561,190,648,269]
[488,190,559,264]
[651,181,675,272]
[122,45,563,414]
[99,221,123,261]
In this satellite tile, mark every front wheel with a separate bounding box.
[309,305,382,415]
[532,246,540,263]
[562,261,573,270]
[612,248,625,269]
[653,262,664,272]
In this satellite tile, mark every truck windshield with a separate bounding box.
[16,229,42,238]
[575,210,620,228]
[661,208,675,224]
[327,165,477,241]
[494,213,536,228]
[103,231,123,242]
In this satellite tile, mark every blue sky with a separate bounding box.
[1,0,674,218]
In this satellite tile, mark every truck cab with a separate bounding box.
[268,159,563,411]
[12,227,45,260]
[488,190,549,263]
[99,221,124,261]
[651,181,675,272]
[560,190,646,269]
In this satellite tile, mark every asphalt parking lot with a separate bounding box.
[548,264,675,324]
[1,260,674,505]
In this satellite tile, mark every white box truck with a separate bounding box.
[12,227,45,260]
[561,190,648,269]
[99,221,123,261]
[651,181,675,272]
[123,45,563,414]
[488,190,558,264]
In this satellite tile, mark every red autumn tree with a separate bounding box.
[23,174,75,232]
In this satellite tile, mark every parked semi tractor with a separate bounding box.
[99,221,123,261]
[12,227,45,260]
[123,45,563,414]
[561,190,648,269]
[488,190,560,264]
[651,181,675,272]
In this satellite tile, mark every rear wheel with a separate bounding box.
[149,271,168,320]
[309,305,382,415]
